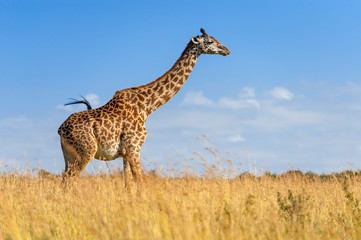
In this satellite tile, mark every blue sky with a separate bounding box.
[1,0,361,174]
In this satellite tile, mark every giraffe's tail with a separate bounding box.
[64,96,92,110]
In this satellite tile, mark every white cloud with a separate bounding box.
[218,98,260,109]
[181,91,214,106]
[149,108,236,131]
[270,87,294,100]
[240,87,255,98]
[219,88,259,109]
[227,134,246,143]
[242,105,331,132]
[85,93,100,107]
[181,87,260,109]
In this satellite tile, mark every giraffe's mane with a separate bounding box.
[128,40,195,91]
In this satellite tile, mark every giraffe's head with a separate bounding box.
[191,28,230,56]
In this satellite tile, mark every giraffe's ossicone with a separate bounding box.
[58,28,230,183]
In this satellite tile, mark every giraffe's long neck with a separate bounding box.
[134,41,199,119]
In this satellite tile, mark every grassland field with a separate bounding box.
[0,165,360,240]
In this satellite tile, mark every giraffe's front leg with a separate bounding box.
[124,150,143,182]
[122,148,143,189]
[122,123,147,186]
[123,160,132,187]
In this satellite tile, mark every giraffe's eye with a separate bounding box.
[207,41,214,44]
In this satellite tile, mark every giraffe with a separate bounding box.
[58,28,230,183]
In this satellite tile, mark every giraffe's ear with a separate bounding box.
[191,37,200,44]
[200,28,208,37]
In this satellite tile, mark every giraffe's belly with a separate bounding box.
[94,144,122,161]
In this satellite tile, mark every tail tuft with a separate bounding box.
[64,96,92,110]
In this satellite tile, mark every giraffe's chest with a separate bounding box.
[93,129,123,161]
[94,141,123,161]
[92,116,124,161]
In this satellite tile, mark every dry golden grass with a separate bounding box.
[0,168,360,240]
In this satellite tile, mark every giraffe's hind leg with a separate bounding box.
[60,136,96,178]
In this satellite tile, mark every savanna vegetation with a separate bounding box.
[0,167,360,239]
